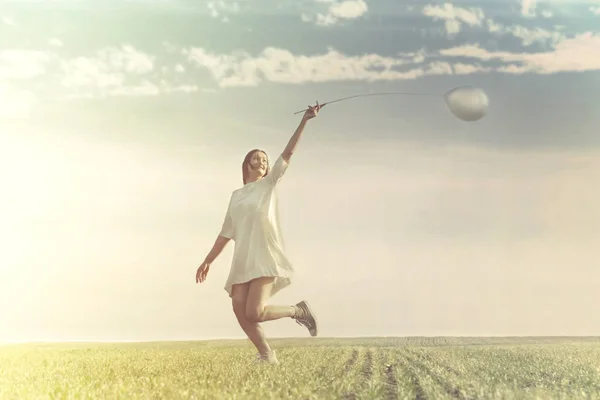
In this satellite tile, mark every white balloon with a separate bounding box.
[444,86,489,122]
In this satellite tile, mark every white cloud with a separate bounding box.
[0,50,53,80]
[106,81,199,97]
[328,0,368,19]
[48,38,63,47]
[3,28,600,104]
[183,31,600,87]
[61,57,124,90]
[440,32,600,74]
[486,18,503,33]
[207,0,240,22]
[422,3,485,36]
[423,3,561,46]
[521,0,536,17]
[301,13,313,23]
[508,25,564,46]
[60,45,154,96]
[174,84,200,93]
[109,81,160,97]
[2,16,16,26]
[314,13,338,26]
[0,44,205,102]
[99,45,154,74]
[452,63,491,75]
[487,22,565,46]
[591,6,600,15]
[303,0,368,26]
[184,46,452,87]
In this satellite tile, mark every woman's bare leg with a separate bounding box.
[247,277,319,337]
[231,283,271,355]
[245,277,296,322]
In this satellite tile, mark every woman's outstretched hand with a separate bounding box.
[196,261,210,283]
[302,102,322,122]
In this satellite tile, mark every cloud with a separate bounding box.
[422,3,485,36]
[440,32,600,74]
[60,45,154,96]
[106,81,161,97]
[3,25,600,105]
[521,0,600,18]
[2,16,16,26]
[207,0,240,22]
[61,56,124,89]
[452,63,491,75]
[48,38,63,47]
[0,50,53,80]
[541,10,553,18]
[302,0,368,26]
[184,46,453,87]
[99,45,154,74]
[486,20,565,46]
[422,3,561,46]
[183,30,600,87]
[328,0,368,19]
[0,45,206,104]
[508,25,564,46]
[521,0,536,17]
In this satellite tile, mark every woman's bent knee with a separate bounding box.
[246,307,265,323]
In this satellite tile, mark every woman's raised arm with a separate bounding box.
[282,103,321,163]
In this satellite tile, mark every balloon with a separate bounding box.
[444,86,489,122]
[293,85,490,122]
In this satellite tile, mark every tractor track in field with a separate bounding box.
[341,348,375,400]
[340,348,361,400]
[396,354,427,400]
[383,361,399,400]
[403,349,473,400]
[361,348,374,381]
[343,349,359,374]
[408,349,463,377]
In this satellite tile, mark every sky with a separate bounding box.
[0,0,599,342]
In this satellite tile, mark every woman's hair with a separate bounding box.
[242,149,270,184]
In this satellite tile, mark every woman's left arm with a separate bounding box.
[282,103,321,163]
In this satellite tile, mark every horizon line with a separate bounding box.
[3,335,600,345]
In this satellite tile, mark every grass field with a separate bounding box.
[2,337,600,399]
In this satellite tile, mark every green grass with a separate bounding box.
[2,337,600,399]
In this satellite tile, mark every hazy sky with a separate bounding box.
[1,0,599,342]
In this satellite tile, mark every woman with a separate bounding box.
[195,103,321,365]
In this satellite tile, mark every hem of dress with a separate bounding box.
[224,275,292,298]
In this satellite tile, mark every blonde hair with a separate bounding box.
[242,149,270,184]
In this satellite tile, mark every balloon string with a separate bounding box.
[293,91,438,115]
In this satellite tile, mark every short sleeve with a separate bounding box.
[219,195,235,239]
[265,154,289,186]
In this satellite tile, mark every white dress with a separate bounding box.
[219,154,293,298]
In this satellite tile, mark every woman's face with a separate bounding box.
[248,151,268,176]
